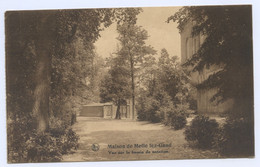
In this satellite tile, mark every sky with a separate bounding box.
[94,7,181,59]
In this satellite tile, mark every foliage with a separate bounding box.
[136,89,174,123]
[214,118,254,156]
[6,12,40,120]
[158,57,195,108]
[100,55,131,104]
[116,23,156,62]
[138,48,196,109]
[136,91,188,128]
[100,55,131,119]
[114,8,143,25]
[6,9,115,162]
[6,8,116,123]
[116,9,156,119]
[136,48,195,130]
[169,6,254,156]
[100,9,156,119]
[184,115,219,149]
[169,6,253,120]
[164,106,187,130]
[157,49,180,101]
[136,48,196,125]
[7,115,79,163]
[136,94,153,121]
[51,9,116,121]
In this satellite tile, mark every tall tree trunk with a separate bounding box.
[129,50,135,120]
[115,100,121,119]
[32,12,56,133]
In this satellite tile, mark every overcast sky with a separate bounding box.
[94,6,181,59]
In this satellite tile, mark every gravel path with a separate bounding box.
[62,117,219,162]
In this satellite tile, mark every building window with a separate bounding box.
[186,38,190,60]
[193,38,197,54]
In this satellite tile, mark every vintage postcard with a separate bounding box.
[5,5,254,164]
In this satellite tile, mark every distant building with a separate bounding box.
[80,99,134,119]
[180,21,233,116]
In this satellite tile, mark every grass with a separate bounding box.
[62,117,219,162]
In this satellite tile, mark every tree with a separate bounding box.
[157,49,180,101]
[158,49,196,110]
[100,55,131,119]
[168,6,253,120]
[50,9,115,125]
[6,9,115,132]
[116,9,156,119]
[6,11,57,132]
[6,9,116,162]
[138,48,195,109]
[136,55,158,96]
[136,48,195,123]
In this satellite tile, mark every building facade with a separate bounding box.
[79,99,134,119]
[180,21,233,116]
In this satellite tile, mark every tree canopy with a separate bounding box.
[100,54,131,119]
[6,9,116,162]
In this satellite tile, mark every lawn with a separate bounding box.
[62,117,220,162]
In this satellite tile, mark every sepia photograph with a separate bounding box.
[5,4,254,164]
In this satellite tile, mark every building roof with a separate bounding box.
[83,102,113,107]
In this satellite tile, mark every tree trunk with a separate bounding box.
[32,12,56,133]
[130,54,135,120]
[115,100,121,119]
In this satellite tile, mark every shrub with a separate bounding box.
[184,115,219,149]
[137,96,154,121]
[163,104,187,130]
[136,96,151,121]
[166,110,187,130]
[150,110,164,123]
[7,115,36,163]
[8,115,79,163]
[137,90,175,123]
[136,96,162,123]
[26,127,79,162]
[146,99,167,123]
[26,132,63,162]
[214,118,254,156]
